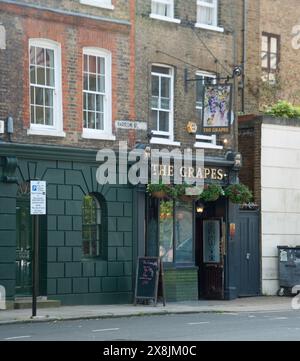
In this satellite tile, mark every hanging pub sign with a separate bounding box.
[202,84,232,134]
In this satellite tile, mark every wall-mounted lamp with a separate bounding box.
[196,202,205,214]
[232,65,243,78]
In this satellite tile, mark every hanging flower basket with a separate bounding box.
[179,194,198,203]
[151,191,167,199]
[225,183,253,204]
[147,183,171,199]
[172,184,202,202]
[200,184,224,202]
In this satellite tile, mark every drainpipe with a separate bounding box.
[242,0,248,113]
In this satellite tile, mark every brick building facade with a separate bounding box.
[0,0,264,307]
[238,1,300,296]
[259,0,300,106]
[135,0,261,301]
[0,0,137,306]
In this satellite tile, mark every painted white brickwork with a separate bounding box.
[261,124,300,294]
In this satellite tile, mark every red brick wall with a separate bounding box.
[0,1,135,149]
[238,115,262,205]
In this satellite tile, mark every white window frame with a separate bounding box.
[80,0,114,10]
[195,0,224,33]
[82,47,115,141]
[27,38,65,137]
[150,64,180,146]
[194,71,223,150]
[150,0,181,24]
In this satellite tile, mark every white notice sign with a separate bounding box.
[30,181,46,215]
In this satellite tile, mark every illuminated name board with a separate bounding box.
[151,165,225,181]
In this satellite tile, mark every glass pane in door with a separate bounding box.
[16,201,33,295]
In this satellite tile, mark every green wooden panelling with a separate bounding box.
[117,277,132,292]
[57,278,72,294]
[57,216,72,231]
[72,278,89,294]
[72,247,83,262]
[82,262,95,277]
[118,217,132,232]
[57,247,72,262]
[108,232,124,247]
[65,263,82,278]
[47,216,57,231]
[108,262,124,277]
[89,278,102,293]
[48,231,65,246]
[95,262,108,277]
[47,279,57,295]
[0,198,16,214]
[0,231,16,246]
[164,268,198,302]
[47,247,57,262]
[47,263,65,278]
[0,146,136,306]
[102,277,117,292]
[117,247,132,261]
[58,185,72,200]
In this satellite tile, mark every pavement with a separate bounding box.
[0,296,297,325]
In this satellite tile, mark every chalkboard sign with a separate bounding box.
[134,257,166,306]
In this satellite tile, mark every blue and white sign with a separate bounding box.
[30,181,46,215]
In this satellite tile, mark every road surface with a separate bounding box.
[1,311,300,341]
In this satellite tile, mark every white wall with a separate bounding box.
[261,123,300,294]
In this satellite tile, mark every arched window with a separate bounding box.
[82,194,103,258]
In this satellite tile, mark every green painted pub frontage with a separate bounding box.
[0,142,259,307]
[142,156,246,302]
[0,143,137,307]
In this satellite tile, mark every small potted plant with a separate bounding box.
[200,184,224,202]
[225,183,253,204]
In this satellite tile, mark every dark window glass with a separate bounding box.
[261,33,280,82]
[82,195,101,258]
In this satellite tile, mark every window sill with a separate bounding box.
[27,128,66,137]
[80,0,114,10]
[149,14,181,24]
[150,137,181,147]
[82,129,116,141]
[194,141,223,150]
[194,23,224,33]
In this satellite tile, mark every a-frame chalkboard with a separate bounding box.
[134,257,166,306]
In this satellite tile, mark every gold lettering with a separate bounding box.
[188,167,195,179]
[168,166,174,177]
[196,167,204,179]
[211,168,217,180]
[180,167,187,178]
[152,165,159,176]
[159,165,167,177]
[204,168,211,179]
[217,169,224,180]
